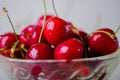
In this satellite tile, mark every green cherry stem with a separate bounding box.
[115,25,120,34]
[2,7,18,40]
[38,0,47,43]
[2,7,25,58]
[52,0,58,17]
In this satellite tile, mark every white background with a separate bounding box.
[0,0,120,80]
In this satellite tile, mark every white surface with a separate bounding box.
[0,0,120,80]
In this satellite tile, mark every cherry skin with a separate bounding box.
[37,14,53,26]
[0,32,25,58]
[0,32,17,48]
[0,32,18,57]
[97,28,115,35]
[54,38,84,60]
[25,43,53,60]
[79,29,88,40]
[44,17,73,46]
[88,31,119,55]
[29,25,47,46]
[0,48,11,57]
[19,25,34,49]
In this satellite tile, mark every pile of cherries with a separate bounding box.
[0,1,119,79]
[0,14,119,60]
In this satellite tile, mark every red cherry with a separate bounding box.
[25,43,53,60]
[88,31,119,55]
[31,65,42,77]
[0,48,11,57]
[37,14,53,26]
[0,32,25,58]
[44,17,73,46]
[54,38,84,60]
[0,32,17,48]
[19,25,34,48]
[67,22,80,39]
[97,28,115,35]
[79,29,88,40]
[29,25,47,46]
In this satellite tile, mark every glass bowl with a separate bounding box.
[0,0,120,80]
[0,48,120,80]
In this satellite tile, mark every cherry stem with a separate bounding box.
[10,40,19,58]
[2,7,18,40]
[38,0,47,43]
[2,7,25,58]
[115,25,120,34]
[52,0,58,17]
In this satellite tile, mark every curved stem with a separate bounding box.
[38,0,47,43]
[52,0,58,17]
[3,7,25,58]
[3,7,18,40]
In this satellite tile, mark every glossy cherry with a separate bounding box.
[54,38,84,60]
[0,32,18,57]
[19,25,34,48]
[29,25,47,46]
[25,43,53,60]
[79,29,88,40]
[44,17,73,46]
[88,30,119,55]
[0,32,17,48]
[97,28,115,35]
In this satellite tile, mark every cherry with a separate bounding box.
[88,30,119,55]
[67,22,80,39]
[0,32,17,48]
[19,25,34,49]
[0,48,11,57]
[79,29,88,40]
[54,38,84,60]
[0,32,26,58]
[25,43,53,60]
[31,65,42,77]
[37,14,53,26]
[0,32,18,57]
[29,25,47,46]
[97,28,115,35]
[44,17,73,46]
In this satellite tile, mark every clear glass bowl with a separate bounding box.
[0,48,120,80]
[0,0,120,80]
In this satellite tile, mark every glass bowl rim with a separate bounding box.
[0,48,120,63]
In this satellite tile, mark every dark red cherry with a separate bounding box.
[31,65,42,77]
[29,25,47,46]
[0,32,25,58]
[19,25,34,48]
[97,28,115,35]
[0,32,17,48]
[25,43,53,60]
[88,31,119,55]
[79,29,88,40]
[0,48,11,57]
[44,17,72,46]
[54,38,84,60]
